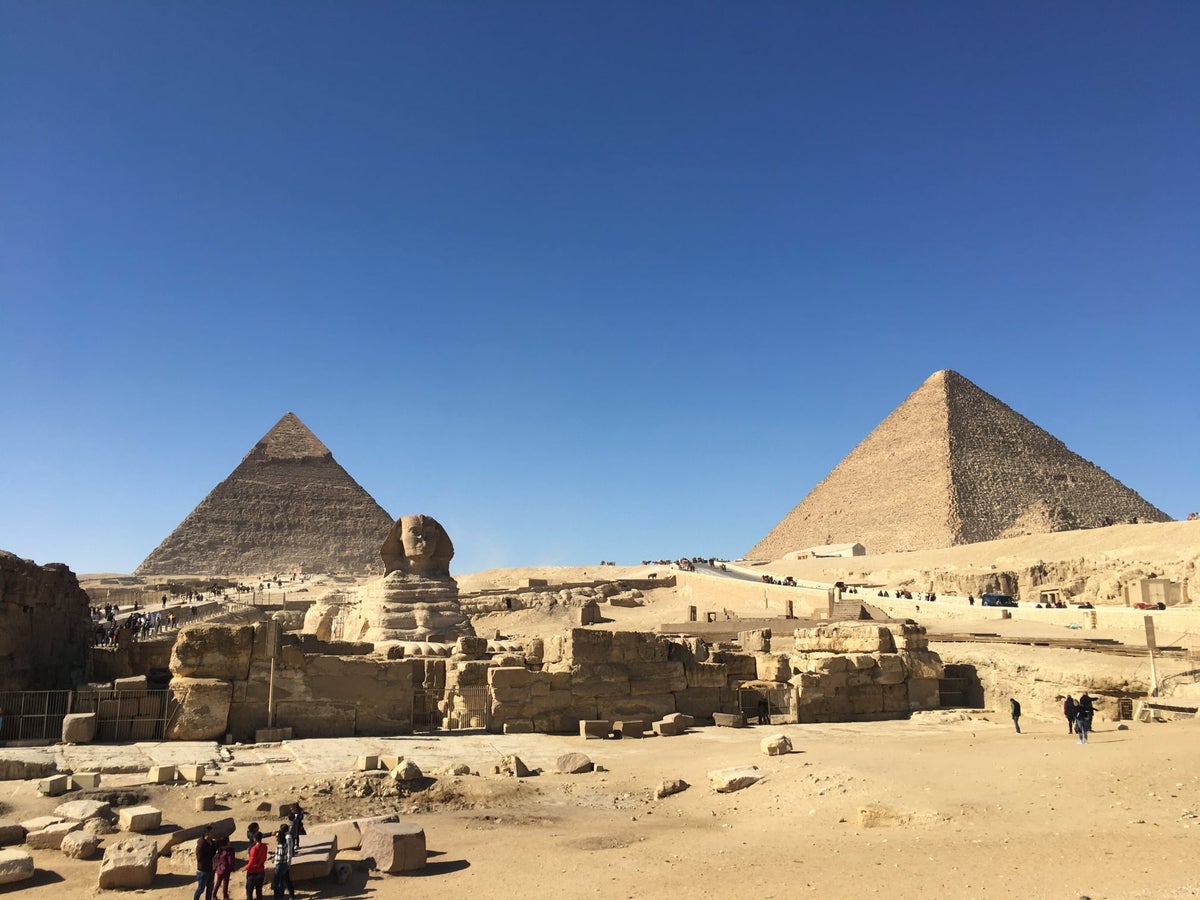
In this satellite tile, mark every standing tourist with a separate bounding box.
[243,831,267,900]
[213,837,235,900]
[193,825,216,900]
[1009,697,1021,733]
[272,826,295,900]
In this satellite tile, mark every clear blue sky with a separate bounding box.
[2,2,1197,575]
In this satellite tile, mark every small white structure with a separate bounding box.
[1125,577,1187,608]
[808,543,866,559]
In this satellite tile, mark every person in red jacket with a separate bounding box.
[243,831,268,900]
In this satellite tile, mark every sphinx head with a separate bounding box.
[381,514,454,578]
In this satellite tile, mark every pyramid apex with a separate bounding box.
[253,412,331,460]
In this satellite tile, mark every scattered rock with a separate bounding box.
[0,848,34,885]
[708,766,763,793]
[81,817,116,836]
[98,836,158,889]
[26,820,82,850]
[760,734,793,756]
[390,760,423,782]
[54,799,112,822]
[0,822,25,847]
[61,830,101,859]
[556,753,595,775]
[654,779,689,799]
[495,755,533,778]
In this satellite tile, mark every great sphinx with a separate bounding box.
[365,514,473,645]
[304,514,474,650]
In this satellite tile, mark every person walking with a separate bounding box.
[243,831,267,900]
[1064,695,1077,735]
[1009,697,1022,734]
[1076,692,1095,744]
[193,825,216,900]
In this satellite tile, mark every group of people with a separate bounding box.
[193,804,307,900]
[1008,693,1096,743]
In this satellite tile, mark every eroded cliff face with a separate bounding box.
[0,551,93,690]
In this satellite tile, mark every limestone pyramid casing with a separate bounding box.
[135,413,393,575]
[748,370,1170,559]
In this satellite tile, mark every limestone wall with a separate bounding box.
[479,624,944,733]
[0,551,93,690]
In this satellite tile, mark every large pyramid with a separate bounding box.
[748,370,1170,559]
[136,413,394,576]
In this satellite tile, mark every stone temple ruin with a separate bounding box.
[152,515,944,742]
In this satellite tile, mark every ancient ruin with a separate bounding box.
[0,551,92,691]
[135,413,393,576]
[749,369,1171,559]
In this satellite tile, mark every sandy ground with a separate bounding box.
[5,711,1200,900]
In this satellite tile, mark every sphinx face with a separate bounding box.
[400,515,437,561]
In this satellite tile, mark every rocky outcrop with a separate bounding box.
[135,412,393,576]
[749,370,1170,559]
[0,551,92,690]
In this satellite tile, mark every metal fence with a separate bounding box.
[412,687,490,733]
[0,688,178,745]
[0,690,73,742]
[738,684,795,725]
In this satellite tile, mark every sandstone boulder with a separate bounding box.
[166,678,232,741]
[555,752,594,775]
[654,778,689,799]
[169,623,255,679]
[0,848,34,885]
[495,755,533,777]
[390,760,423,782]
[708,765,763,793]
[98,836,158,889]
[61,830,101,859]
[361,822,426,874]
[760,734,793,756]
[159,817,235,855]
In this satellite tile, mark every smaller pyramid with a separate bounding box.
[136,413,394,576]
[748,370,1170,559]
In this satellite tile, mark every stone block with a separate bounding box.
[579,719,611,739]
[158,817,235,855]
[148,765,176,784]
[755,654,790,683]
[628,661,687,695]
[254,727,293,743]
[882,682,909,713]
[178,764,205,784]
[19,816,63,833]
[683,662,728,689]
[873,654,907,685]
[495,755,532,777]
[61,830,101,859]
[904,650,945,681]
[54,799,111,822]
[38,774,71,796]
[654,778,689,799]
[355,755,380,771]
[502,719,534,734]
[760,734,793,756]
[113,675,149,694]
[708,765,763,793]
[908,678,941,710]
[71,772,102,790]
[288,836,337,881]
[26,820,81,850]
[562,629,614,664]
[0,822,25,847]
[98,836,158,889]
[712,712,745,728]
[118,805,162,833]
[740,629,771,653]
[662,712,694,728]
[379,755,399,771]
[194,795,217,812]
[61,712,97,743]
[0,848,34,885]
[169,623,255,680]
[652,719,682,736]
[361,822,426,873]
[453,635,489,658]
[614,719,647,738]
[849,684,883,715]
